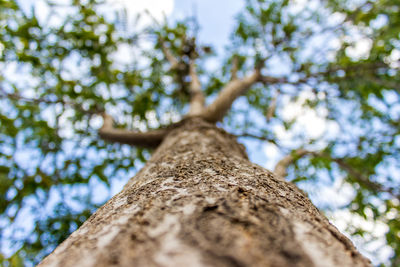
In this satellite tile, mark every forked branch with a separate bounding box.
[98,113,168,148]
[200,69,261,123]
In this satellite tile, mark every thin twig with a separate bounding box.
[159,37,180,70]
[0,91,101,115]
[145,9,180,70]
[235,132,277,145]
[266,89,279,122]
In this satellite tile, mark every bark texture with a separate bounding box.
[38,118,371,267]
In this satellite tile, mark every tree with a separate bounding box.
[0,0,399,266]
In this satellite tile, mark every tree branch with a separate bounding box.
[257,61,390,87]
[234,132,278,145]
[159,37,180,70]
[231,55,239,81]
[200,69,261,123]
[273,149,311,178]
[330,157,398,199]
[98,113,168,148]
[272,148,399,199]
[192,56,393,123]
[266,89,279,122]
[187,60,205,116]
[144,10,180,70]
[1,90,101,115]
[258,75,288,84]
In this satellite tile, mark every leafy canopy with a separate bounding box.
[0,0,399,265]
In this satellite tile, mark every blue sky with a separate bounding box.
[172,0,244,51]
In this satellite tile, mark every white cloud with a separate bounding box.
[104,0,174,26]
[102,0,175,66]
[329,209,392,265]
[297,109,326,139]
[0,42,4,57]
[345,37,373,60]
[305,177,393,265]
[384,49,400,69]
[279,90,333,140]
[262,143,281,170]
[27,0,76,27]
[28,0,174,29]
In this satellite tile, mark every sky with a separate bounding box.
[3,0,394,264]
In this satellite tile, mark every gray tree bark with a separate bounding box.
[38,118,371,267]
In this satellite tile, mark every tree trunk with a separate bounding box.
[38,118,371,267]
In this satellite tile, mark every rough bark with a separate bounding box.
[38,118,371,267]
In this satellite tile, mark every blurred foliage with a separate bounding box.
[0,0,399,266]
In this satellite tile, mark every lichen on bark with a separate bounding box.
[38,118,371,267]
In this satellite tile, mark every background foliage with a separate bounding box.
[0,0,399,266]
